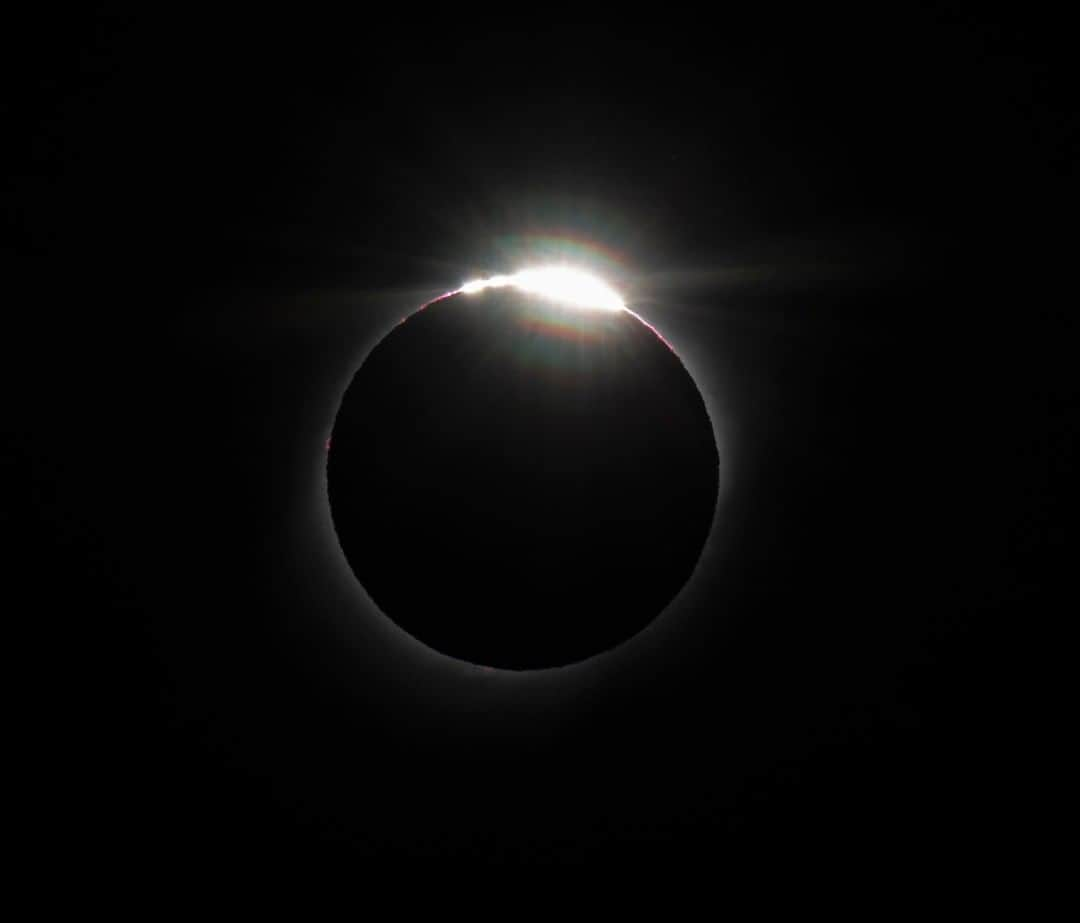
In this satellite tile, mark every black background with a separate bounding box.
[8,9,1071,868]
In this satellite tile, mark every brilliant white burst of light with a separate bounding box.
[459,266,625,311]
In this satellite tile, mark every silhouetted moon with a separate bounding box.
[327,273,719,669]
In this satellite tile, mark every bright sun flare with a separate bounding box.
[459,267,625,312]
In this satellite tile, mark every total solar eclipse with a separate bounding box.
[327,267,719,669]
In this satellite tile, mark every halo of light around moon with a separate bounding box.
[327,267,719,670]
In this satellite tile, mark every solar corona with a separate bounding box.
[327,261,719,669]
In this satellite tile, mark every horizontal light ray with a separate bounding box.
[458,266,626,312]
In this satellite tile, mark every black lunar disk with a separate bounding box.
[327,282,719,669]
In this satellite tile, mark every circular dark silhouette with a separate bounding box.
[327,285,718,669]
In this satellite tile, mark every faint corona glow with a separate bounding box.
[458,266,625,312]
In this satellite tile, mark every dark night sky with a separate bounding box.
[8,10,1071,868]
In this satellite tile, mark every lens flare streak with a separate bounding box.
[418,263,675,354]
[458,267,626,312]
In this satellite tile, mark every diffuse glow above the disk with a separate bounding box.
[458,267,626,312]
